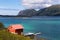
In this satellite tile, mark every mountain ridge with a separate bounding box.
[18,5,60,17]
[0,5,60,17]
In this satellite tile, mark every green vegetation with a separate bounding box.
[0,22,31,40]
[0,29,46,40]
[0,22,5,30]
[0,30,31,40]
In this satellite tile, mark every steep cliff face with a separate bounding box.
[18,5,60,16]
[18,9,36,17]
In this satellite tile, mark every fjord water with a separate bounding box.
[0,17,60,40]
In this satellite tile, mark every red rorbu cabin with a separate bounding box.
[8,24,24,35]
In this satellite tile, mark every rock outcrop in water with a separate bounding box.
[18,5,60,17]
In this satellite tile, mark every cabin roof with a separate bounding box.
[9,24,24,29]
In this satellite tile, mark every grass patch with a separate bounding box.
[0,29,31,40]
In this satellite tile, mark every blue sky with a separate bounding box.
[0,0,24,15]
[0,0,24,10]
[0,0,60,15]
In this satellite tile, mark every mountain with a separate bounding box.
[18,9,36,17]
[37,5,60,16]
[0,5,60,17]
[18,5,60,16]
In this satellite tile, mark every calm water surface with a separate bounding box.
[0,17,60,40]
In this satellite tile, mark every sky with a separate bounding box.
[22,0,60,9]
[0,0,60,15]
[0,0,23,15]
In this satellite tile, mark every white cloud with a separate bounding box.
[52,0,60,4]
[22,0,52,9]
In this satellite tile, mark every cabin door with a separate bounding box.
[15,29,23,35]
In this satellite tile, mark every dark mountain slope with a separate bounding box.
[37,5,60,16]
[18,5,60,16]
[18,9,36,17]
